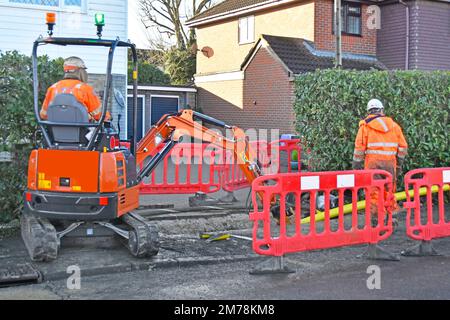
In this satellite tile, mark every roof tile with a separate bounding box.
[188,0,273,23]
[256,35,386,74]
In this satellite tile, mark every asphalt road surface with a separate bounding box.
[1,235,449,300]
[1,155,448,301]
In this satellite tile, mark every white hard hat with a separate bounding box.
[64,56,87,72]
[367,98,384,111]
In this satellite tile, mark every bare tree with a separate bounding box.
[139,0,215,50]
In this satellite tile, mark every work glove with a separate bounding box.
[352,160,364,170]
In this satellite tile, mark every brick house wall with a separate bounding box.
[198,46,295,135]
[243,47,296,134]
[314,0,377,55]
[196,81,243,126]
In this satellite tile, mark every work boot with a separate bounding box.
[392,217,399,229]
[383,215,398,232]
[274,215,294,226]
[371,216,378,228]
[391,207,406,231]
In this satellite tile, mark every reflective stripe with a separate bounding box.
[398,147,408,152]
[353,150,365,155]
[64,65,78,72]
[365,150,397,156]
[367,142,398,148]
[55,87,73,95]
[75,83,83,89]
[376,118,389,132]
[91,107,101,115]
[397,154,406,159]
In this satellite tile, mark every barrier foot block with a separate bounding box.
[219,192,238,203]
[188,192,220,207]
[401,240,441,257]
[358,244,400,261]
[249,256,295,275]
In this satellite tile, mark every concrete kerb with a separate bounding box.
[39,254,261,282]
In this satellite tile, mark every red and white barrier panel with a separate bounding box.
[139,143,223,194]
[402,167,450,255]
[221,139,302,193]
[249,170,395,257]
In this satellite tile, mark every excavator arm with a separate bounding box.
[134,109,291,223]
[135,109,261,185]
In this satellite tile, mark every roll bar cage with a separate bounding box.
[32,37,139,155]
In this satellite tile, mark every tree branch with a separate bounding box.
[195,0,211,15]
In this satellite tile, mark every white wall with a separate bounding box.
[0,0,128,74]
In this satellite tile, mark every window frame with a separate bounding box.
[62,0,83,10]
[238,15,255,45]
[332,1,362,37]
[3,0,86,13]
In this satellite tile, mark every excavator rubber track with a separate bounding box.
[20,213,59,262]
[121,212,160,258]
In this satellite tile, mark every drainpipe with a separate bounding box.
[334,0,342,67]
[399,0,410,70]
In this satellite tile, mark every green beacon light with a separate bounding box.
[94,13,105,38]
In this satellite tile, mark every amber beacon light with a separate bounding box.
[46,12,56,36]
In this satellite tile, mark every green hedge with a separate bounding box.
[127,60,170,85]
[0,51,63,222]
[164,48,196,85]
[294,69,450,178]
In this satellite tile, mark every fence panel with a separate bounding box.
[403,167,450,241]
[249,170,394,256]
[139,143,223,194]
[221,139,302,192]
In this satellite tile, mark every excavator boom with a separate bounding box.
[135,109,261,186]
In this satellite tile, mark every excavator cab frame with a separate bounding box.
[32,36,139,153]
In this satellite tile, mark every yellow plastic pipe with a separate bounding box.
[300,184,449,224]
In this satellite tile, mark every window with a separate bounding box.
[64,0,81,6]
[238,16,254,44]
[333,2,362,36]
[9,0,58,5]
[9,0,81,7]
[344,2,361,35]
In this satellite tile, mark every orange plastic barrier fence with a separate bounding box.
[249,170,395,256]
[403,167,450,242]
[221,139,302,192]
[139,143,223,194]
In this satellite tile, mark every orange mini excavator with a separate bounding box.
[21,13,263,261]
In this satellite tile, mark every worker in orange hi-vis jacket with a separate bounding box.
[40,56,110,121]
[352,99,408,227]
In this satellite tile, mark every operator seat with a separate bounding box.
[47,93,89,146]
